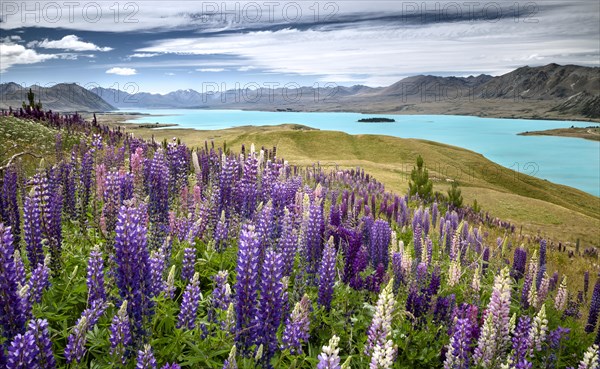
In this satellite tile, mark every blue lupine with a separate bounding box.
[234,225,261,353]
[277,210,297,276]
[65,302,107,364]
[413,224,422,262]
[149,248,166,296]
[114,205,154,342]
[2,167,21,245]
[0,223,26,339]
[370,220,391,269]
[253,249,285,366]
[318,237,337,311]
[6,331,38,369]
[181,247,196,283]
[536,239,547,289]
[443,317,474,369]
[512,248,527,281]
[305,199,324,276]
[23,194,43,268]
[177,272,201,330]
[281,294,311,354]
[136,345,157,369]
[86,246,105,305]
[507,316,533,369]
[147,150,170,225]
[110,301,132,366]
[28,319,56,369]
[29,261,50,304]
[586,276,600,333]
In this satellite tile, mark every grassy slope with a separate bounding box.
[120,123,599,247]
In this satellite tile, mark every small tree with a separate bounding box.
[447,181,463,208]
[408,155,433,201]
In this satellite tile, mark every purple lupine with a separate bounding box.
[60,162,76,219]
[253,249,285,366]
[6,331,38,369]
[86,246,105,305]
[443,317,474,369]
[536,239,547,289]
[37,170,63,274]
[212,270,232,311]
[23,195,43,268]
[234,224,261,353]
[413,224,422,262]
[277,210,297,276]
[13,250,26,287]
[28,319,56,369]
[147,150,170,225]
[304,198,325,276]
[214,211,229,252]
[482,247,490,275]
[2,167,21,245]
[370,220,391,269]
[512,247,527,281]
[431,202,438,228]
[0,223,26,339]
[318,237,337,311]
[148,248,166,296]
[474,267,512,368]
[161,364,181,369]
[113,205,154,342]
[237,150,259,218]
[433,294,455,325]
[222,346,238,369]
[110,301,132,366]
[102,171,122,234]
[64,302,107,364]
[136,345,157,369]
[506,316,533,369]
[181,247,196,283]
[281,294,311,354]
[78,150,93,221]
[177,272,201,330]
[28,261,50,304]
[586,276,600,333]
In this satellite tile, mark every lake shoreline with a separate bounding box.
[518,126,600,141]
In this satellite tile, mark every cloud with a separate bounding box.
[196,68,225,72]
[130,53,158,58]
[237,66,256,71]
[0,43,57,72]
[106,67,137,75]
[165,72,175,76]
[30,35,112,52]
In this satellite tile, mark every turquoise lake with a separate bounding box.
[124,109,600,197]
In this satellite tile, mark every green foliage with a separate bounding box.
[447,181,463,208]
[408,155,433,201]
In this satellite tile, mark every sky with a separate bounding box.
[1,1,599,94]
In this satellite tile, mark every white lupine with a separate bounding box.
[471,266,481,293]
[370,339,396,369]
[578,344,599,369]
[448,259,461,287]
[529,304,548,352]
[365,279,396,361]
[317,335,341,369]
[527,279,538,308]
[554,277,568,311]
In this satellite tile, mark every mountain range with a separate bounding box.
[1,64,598,119]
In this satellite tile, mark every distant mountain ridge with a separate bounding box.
[0,82,115,112]
[1,64,598,118]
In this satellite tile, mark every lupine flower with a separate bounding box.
[29,259,50,304]
[13,250,26,288]
[512,248,527,281]
[2,167,20,244]
[413,224,422,262]
[370,220,391,269]
[136,344,157,369]
[86,246,105,305]
[482,247,490,274]
[577,344,599,369]
[222,346,237,369]
[448,259,461,287]
[164,265,176,299]
[0,223,26,339]
[471,266,481,293]
[474,267,512,368]
[536,239,547,289]
[253,249,285,365]
[114,205,154,343]
[318,237,337,311]
[212,270,232,311]
[27,318,56,369]
[214,211,229,252]
[365,278,396,365]
[281,294,311,354]
[585,271,590,299]
[503,316,532,369]
[149,248,166,296]
[110,301,132,366]
[161,364,181,369]
[529,304,548,352]
[177,272,201,330]
[65,302,107,364]
[444,316,475,369]
[317,335,341,369]
[587,276,600,333]
[536,272,550,308]
[6,331,38,369]
[555,277,568,311]
[181,247,196,283]
[433,294,455,325]
[304,197,324,276]
[148,150,170,225]
[277,209,297,276]
[23,194,43,268]
[234,224,261,353]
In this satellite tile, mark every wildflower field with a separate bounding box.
[0,108,599,369]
